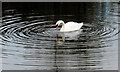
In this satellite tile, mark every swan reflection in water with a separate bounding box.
[56,29,83,44]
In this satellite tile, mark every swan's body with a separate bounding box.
[56,20,83,32]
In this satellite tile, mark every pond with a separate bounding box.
[1,2,119,70]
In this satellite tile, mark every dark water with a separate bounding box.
[1,2,119,70]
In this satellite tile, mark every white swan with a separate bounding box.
[56,20,83,32]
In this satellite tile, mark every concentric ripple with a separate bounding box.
[1,2,119,70]
[0,12,118,48]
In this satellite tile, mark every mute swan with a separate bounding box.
[56,20,83,32]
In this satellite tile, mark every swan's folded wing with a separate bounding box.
[66,22,83,30]
[61,22,83,32]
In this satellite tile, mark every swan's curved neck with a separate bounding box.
[59,21,65,26]
[56,20,65,26]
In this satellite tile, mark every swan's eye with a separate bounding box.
[56,24,58,27]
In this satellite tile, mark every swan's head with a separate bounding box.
[56,20,65,29]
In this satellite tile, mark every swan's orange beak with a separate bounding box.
[56,25,58,29]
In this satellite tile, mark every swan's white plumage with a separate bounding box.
[58,21,83,32]
[56,20,83,32]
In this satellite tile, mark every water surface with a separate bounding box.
[1,2,119,70]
